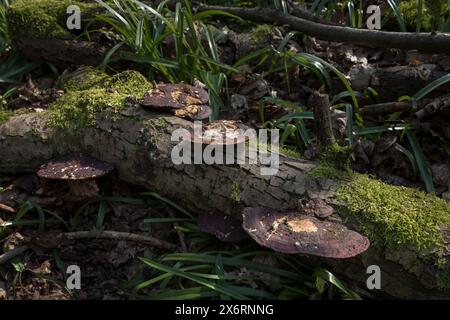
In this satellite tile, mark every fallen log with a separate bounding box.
[5,0,110,68]
[1,70,450,299]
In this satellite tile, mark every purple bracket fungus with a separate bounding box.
[242,207,370,258]
[37,153,114,201]
[198,212,248,242]
[140,83,212,120]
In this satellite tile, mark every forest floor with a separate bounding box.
[1,0,450,300]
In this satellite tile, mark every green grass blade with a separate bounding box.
[95,200,108,229]
[149,287,219,300]
[387,0,407,32]
[412,74,450,108]
[416,0,423,32]
[139,257,249,299]
[395,143,418,177]
[406,130,435,194]
[345,103,354,147]
[141,192,194,218]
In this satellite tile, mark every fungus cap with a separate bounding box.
[140,84,210,120]
[174,104,212,120]
[37,153,114,180]
[242,207,370,258]
[198,213,248,242]
[190,120,257,145]
[140,84,209,109]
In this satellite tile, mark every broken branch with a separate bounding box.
[63,231,176,251]
[193,3,450,53]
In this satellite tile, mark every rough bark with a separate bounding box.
[1,109,449,299]
[310,92,335,147]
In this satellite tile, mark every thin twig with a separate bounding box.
[63,230,176,251]
[360,102,412,116]
[0,246,28,265]
[0,202,15,213]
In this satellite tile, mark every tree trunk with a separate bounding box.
[1,110,449,299]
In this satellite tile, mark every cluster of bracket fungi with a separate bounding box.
[140,83,212,120]
[198,207,370,259]
[34,83,370,259]
[140,83,255,146]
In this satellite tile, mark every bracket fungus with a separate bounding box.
[37,153,114,201]
[188,120,257,145]
[242,207,370,258]
[198,212,248,242]
[140,83,212,120]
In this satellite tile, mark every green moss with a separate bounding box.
[250,24,275,43]
[0,107,13,125]
[308,143,353,179]
[385,0,448,32]
[436,271,450,290]
[279,145,302,160]
[309,162,350,179]
[247,140,303,160]
[48,69,151,130]
[229,181,241,201]
[338,174,450,250]
[104,70,151,97]
[59,66,109,92]
[6,0,95,38]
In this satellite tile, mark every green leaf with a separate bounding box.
[314,267,360,299]
[141,192,194,218]
[406,130,435,194]
[387,0,407,32]
[139,257,249,299]
[412,74,450,108]
[194,10,243,21]
[96,201,108,229]
[345,104,354,147]
[395,143,418,177]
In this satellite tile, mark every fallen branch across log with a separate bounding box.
[191,2,450,53]
[360,96,450,117]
